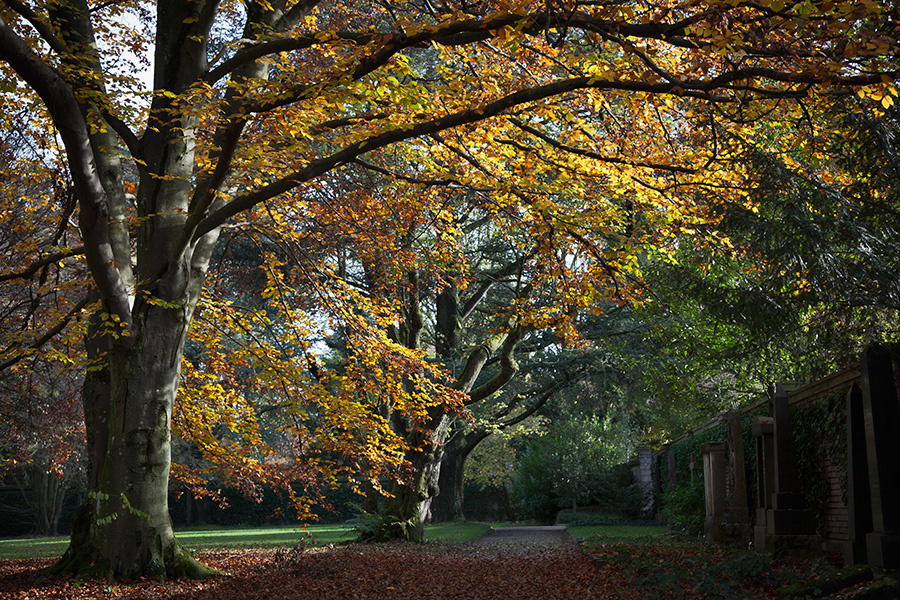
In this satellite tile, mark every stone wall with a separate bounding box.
[651,343,900,569]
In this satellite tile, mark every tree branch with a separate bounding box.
[468,322,525,404]
[0,16,132,331]
[453,329,509,396]
[0,247,86,283]
[0,295,90,373]
[351,159,455,187]
[192,75,735,241]
[460,253,529,321]
[1,0,67,55]
[510,118,697,174]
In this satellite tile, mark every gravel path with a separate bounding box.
[476,525,571,546]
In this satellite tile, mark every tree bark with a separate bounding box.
[382,409,452,542]
[52,281,214,579]
[431,430,469,522]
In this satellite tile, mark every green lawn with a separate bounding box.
[178,524,357,549]
[423,521,504,543]
[0,535,72,560]
[1,522,652,560]
[0,524,351,560]
[0,522,507,560]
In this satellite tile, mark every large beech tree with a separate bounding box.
[0,0,897,580]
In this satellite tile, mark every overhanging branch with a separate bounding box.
[192,74,736,241]
[0,295,90,373]
[0,246,86,283]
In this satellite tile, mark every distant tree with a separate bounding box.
[432,301,654,521]
[517,406,637,515]
[0,120,86,536]
[463,432,522,520]
[0,356,85,536]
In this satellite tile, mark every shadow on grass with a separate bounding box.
[0,521,509,560]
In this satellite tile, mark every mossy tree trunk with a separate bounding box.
[431,428,487,522]
[52,270,214,579]
[382,410,453,542]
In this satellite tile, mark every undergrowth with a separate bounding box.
[585,536,840,600]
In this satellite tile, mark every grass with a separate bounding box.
[423,521,504,543]
[0,535,72,560]
[0,521,508,560]
[0,525,353,560]
[178,524,356,550]
[567,523,668,540]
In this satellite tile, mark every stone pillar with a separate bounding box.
[702,442,726,542]
[720,409,751,545]
[844,383,872,565]
[766,385,818,557]
[638,446,653,516]
[860,344,900,570]
[753,417,775,549]
[725,410,750,522]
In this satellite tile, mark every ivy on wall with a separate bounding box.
[654,401,849,538]
[655,388,850,541]
[657,423,726,536]
[791,391,848,533]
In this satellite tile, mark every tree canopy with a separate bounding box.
[0,0,898,580]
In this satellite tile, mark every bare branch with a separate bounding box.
[351,159,455,187]
[510,118,697,174]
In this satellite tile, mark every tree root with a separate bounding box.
[48,502,219,580]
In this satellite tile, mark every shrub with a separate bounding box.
[660,480,705,536]
[595,463,646,520]
[511,443,558,523]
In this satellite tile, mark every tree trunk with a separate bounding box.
[29,463,67,536]
[379,273,525,537]
[432,439,466,522]
[51,295,214,580]
[381,411,452,542]
[496,484,516,521]
[432,427,478,523]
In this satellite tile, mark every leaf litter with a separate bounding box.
[0,541,619,600]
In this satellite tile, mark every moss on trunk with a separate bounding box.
[50,501,217,580]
